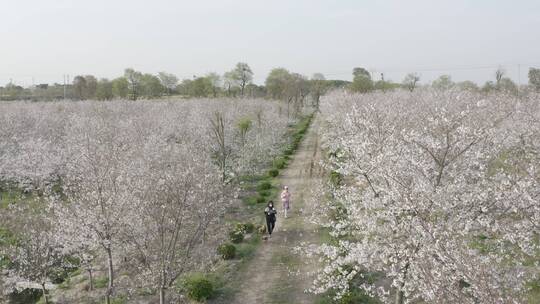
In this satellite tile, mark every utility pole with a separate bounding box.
[63,74,67,99]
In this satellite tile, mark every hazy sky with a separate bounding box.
[1,0,539,86]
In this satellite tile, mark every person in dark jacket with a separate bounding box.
[264,201,277,236]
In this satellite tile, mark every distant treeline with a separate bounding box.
[1,64,539,101]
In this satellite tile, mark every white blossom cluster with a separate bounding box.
[0,98,292,191]
[309,89,540,303]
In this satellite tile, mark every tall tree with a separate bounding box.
[402,73,420,92]
[265,68,291,100]
[223,71,239,97]
[231,62,253,97]
[308,89,539,304]
[53,114,137,304]
[72,75,87,100]
[84,75,98,99]
[112,77,129,99]
[2,204,64,304]
[310,73,328,111]
[352,67,371,78]
[495,67,505,86]
[456,80,479,91]
[528,67,540,91]
[124,138,231,304]
[140,74,164,98]
[206,72,221,97]
[350,67,373,93]
[96,78,114,100]
[157,72,178,96]
[124,68,143,100]
[432,75,454,90]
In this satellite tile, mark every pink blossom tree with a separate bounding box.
[308,89,540,304]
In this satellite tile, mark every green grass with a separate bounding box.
[110,295,128,304]
[243,196,259,206]
[36,296,53,304]
[268,168,279,177]
[235,235,261,259]
[93,276,108,289]
[57,278,71,290]
[0,189,24,208]
[315,288,381,304]
[273,157,288,169]
[0,227,17,246]
[318,227,336,245]
[257,181,273,191]
[526,278,540,304]
[136,288,156,296]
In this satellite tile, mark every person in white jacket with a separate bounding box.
[280,186,291,218]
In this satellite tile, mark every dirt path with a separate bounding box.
[229,117,325,304]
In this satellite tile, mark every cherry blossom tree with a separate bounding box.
[308,89,540,304]
[1,204,65,304]
[120,135,232,304]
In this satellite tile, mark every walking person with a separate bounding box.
[281,186,291,218]
[264,201,277,237]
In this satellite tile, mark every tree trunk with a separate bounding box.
[88,268,94,291]
[41,283,49,304]
[106,247,114,304]
[395,261,410,304]
[159,287,166,304]
[395,287,404,304]
[286,98,291,121]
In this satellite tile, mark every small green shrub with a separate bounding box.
[235,222,255,233]
[0,254,11,269]
[237,118,252,133]
[268,169,279,177]
[274,158,287,169]
[184,275,214,301]
[243,222,255,233]
[256,196,266,204]
[229,230,244,244]
[257,181,272,191]
[217,243,236,260]
[8,289,41,304]
[235,222,247,233]
[258,189,270,198]
[330,171,343,187]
